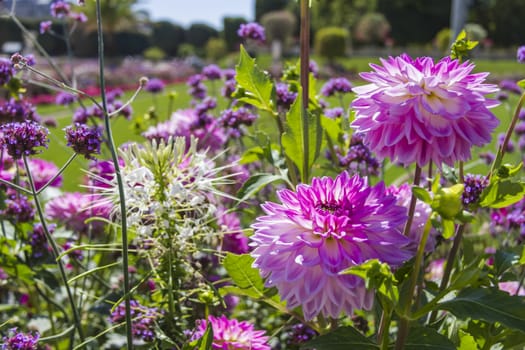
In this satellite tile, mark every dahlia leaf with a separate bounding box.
[282,90,321,182]
[479,179,525,209]
[223,253,266,299]
[518,79,525,89]
[438,287,525,332]
[236,173,286,204]
[493,249,521,276]
[300,326,378,350]
[457,330,478,350]
[401,326,455,350]
[235,45,275,113]
[320,115,344,144]
[183,323,213,350]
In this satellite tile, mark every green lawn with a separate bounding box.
[36,56,524,192]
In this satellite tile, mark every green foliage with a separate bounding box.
[236,173,286,204]
[312,0,376,32]
[403,327,456,350]
[205,38,227,61]
[314,27,350,61]
[115,31,150,56]
[301,326,378,350]
[438,288,525,332]
[450,30,479,61]
[434,27,452,53]
[464,23,487,43]
[480,163,525,209]
[255,0,290,21]
[354,12,391,45]
[143,46,166,62]
[151,21,186,57]
[261,10,296,43]
[221,253,268,299]
[186,23,219,49]
[223,17,247,52]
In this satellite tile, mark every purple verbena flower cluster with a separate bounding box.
[237,22,266,44]
[275,82,297,111]
[329,134,380,177]
[321,77,353,97]
[0,58,15,86]
[462,174,489,207]
[0,122,49,160]
[144,78,165,94]
[1,328,39,350]
[64,123,103,159]
[218,107,257,137]
[517,46,525,64]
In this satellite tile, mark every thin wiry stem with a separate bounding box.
[23,155,85,344]
[94,1,133,348]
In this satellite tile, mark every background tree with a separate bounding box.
[151,21,186,57]
[261,10,296,61]
[186,23,219,57]
[255,0,289,21]
[312,0,377,33]
[354,12,391,46]
[223,17,246,52]
[80,0,146,56]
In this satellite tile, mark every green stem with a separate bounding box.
[489,92,525,178]
[299,0,310,183]
[395,219,432,350]
[429,224,466,323]
[276,112,299,186]
[36,153,77,195]
[403,166,422,237]
[94,1,133,349]
[377,308,392,350]
[23,156,85,344]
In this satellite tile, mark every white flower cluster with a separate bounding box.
[90,137,235,258]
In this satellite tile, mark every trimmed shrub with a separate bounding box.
[223,17,246,52]
[354,12,391,45]
[143,46,166,62]
[314,26,349,61]
[205,38,227,61]
[261,10,296,44]
[151,21,186,57]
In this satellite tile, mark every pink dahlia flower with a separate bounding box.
[250,171,413,320]
[191,315,270,350]
[351,54,499,167]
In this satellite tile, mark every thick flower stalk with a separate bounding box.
[250,171,413,320]
[351,54,499,167]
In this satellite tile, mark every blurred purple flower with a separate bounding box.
[218,107,257,137]
[275,82,297,110]
[237,22,266,44]
[0,58,15,85]
[351,54,500,167]
[55,92,76,106]
[109,300,158,342]
[39,20,52,34]
[499,79,522,95]
[321,77,353,97]
[517,46,525,63]
[144,78,165,93]
[324,107,344,119]
[24,158,62,191]
[50,0,70,18]
[2,328,40,350]
[202,64,222,80]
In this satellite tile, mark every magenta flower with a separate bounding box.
[0,58,15,85]
[39,20,52,34]
[250,171,413,320]
[45,192,111,235]
[191,315,270,350]
[517,46,525,64]
[24,158,62,191]
[351,54,499,167]
[144,78,165,94]
[499,281,525,296]
[2,328,40,350]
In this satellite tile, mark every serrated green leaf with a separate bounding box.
[223,253,265,299]
[438,287,525,332]
[395,326,455,350]
[301,327,378,350]
[183,323,213,350]
[412,186,432,204]
[281,90,321,182]
[236,173,285,203]
[235,46,275,113]
[320,115,343,144]
[479,179,525,209]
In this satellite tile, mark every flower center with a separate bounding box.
[316,202,340,215]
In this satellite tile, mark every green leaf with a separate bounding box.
[397,326,455,350]
[320,115,343,143]
[438,287,525,332]
[301,326,378,350]
[222,253,266,299]
[457,330,478,350]
[517,79,525,89]
[281,90,321,182]
[479,179,525,209]
[494,249,520,276]
[520,246,525,265]
[412,186,432,204]
[235,45,275,113]
[236,173,285,203]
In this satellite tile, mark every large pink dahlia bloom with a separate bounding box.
[351,54,499,167]
[191,315,270,350]
[250,171,413,320]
